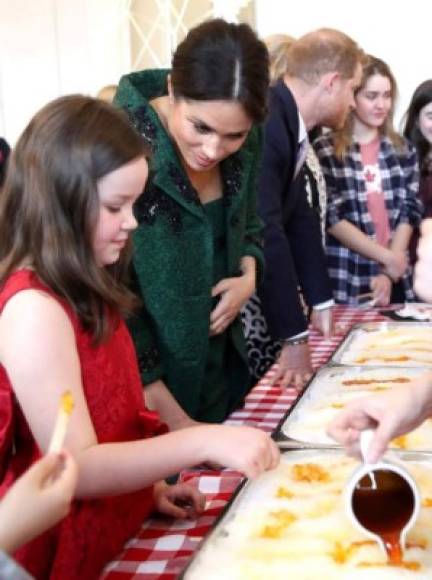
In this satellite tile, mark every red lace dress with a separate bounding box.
[0,270,167,579]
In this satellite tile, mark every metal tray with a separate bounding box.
[181,449,432,579]
[330,320,432,366]
[272,366,427,447]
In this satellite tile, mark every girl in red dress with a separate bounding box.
[0,95,279,579]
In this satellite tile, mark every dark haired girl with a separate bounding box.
[403,80,432,262]
[0,137,10,187]
[0,94,279,578]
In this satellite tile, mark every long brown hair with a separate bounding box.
[403,79,432,174]
[0,95,148,343]
[333,55,404,159]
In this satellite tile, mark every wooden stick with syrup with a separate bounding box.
[48,391,74,453]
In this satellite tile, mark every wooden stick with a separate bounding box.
[357,292,374,301]
[48,391,74,453]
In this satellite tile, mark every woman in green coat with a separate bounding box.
[115,19,269,425]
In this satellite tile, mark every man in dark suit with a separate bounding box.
[257,28,364,388]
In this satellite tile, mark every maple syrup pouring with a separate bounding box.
[352,469,414,565]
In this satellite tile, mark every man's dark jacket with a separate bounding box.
[257,80,333,339]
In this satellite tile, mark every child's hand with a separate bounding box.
[154,481,205,519]
[383,249,408,281]
[0,452,77,554]
[370,274,392,306]
[204,425,280,479]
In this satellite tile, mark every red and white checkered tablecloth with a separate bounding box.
[102,306,386,579]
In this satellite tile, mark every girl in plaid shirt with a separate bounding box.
[314,56,422,305]
[403,80,432,264]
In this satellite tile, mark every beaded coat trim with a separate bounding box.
[134,181,183,234]
[137,346,159,375]
[167,163,201,206]
[128,103,245,234]
[222,156,243,207]
[126,106,157,150]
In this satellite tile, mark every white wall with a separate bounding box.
[255,0,431,127]
[0,0,130,144]
[1,0,430,144]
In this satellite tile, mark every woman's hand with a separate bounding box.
[154,480,206,520]
[327,373,432,463]
[370,274,392,306]
[210,273,255,335]
[0,452,77,554]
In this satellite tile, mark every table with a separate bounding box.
[102,306,386,579]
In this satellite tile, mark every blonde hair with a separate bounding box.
[96,84,118,103]
[285,28,363,85]
[264,34,296,84]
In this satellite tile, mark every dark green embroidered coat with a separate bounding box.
[115,69,264,421]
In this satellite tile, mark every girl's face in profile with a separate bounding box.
[167,97,252,173]
[354,73,393,130]
[93,156,148,267]
[418,102,432,145]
